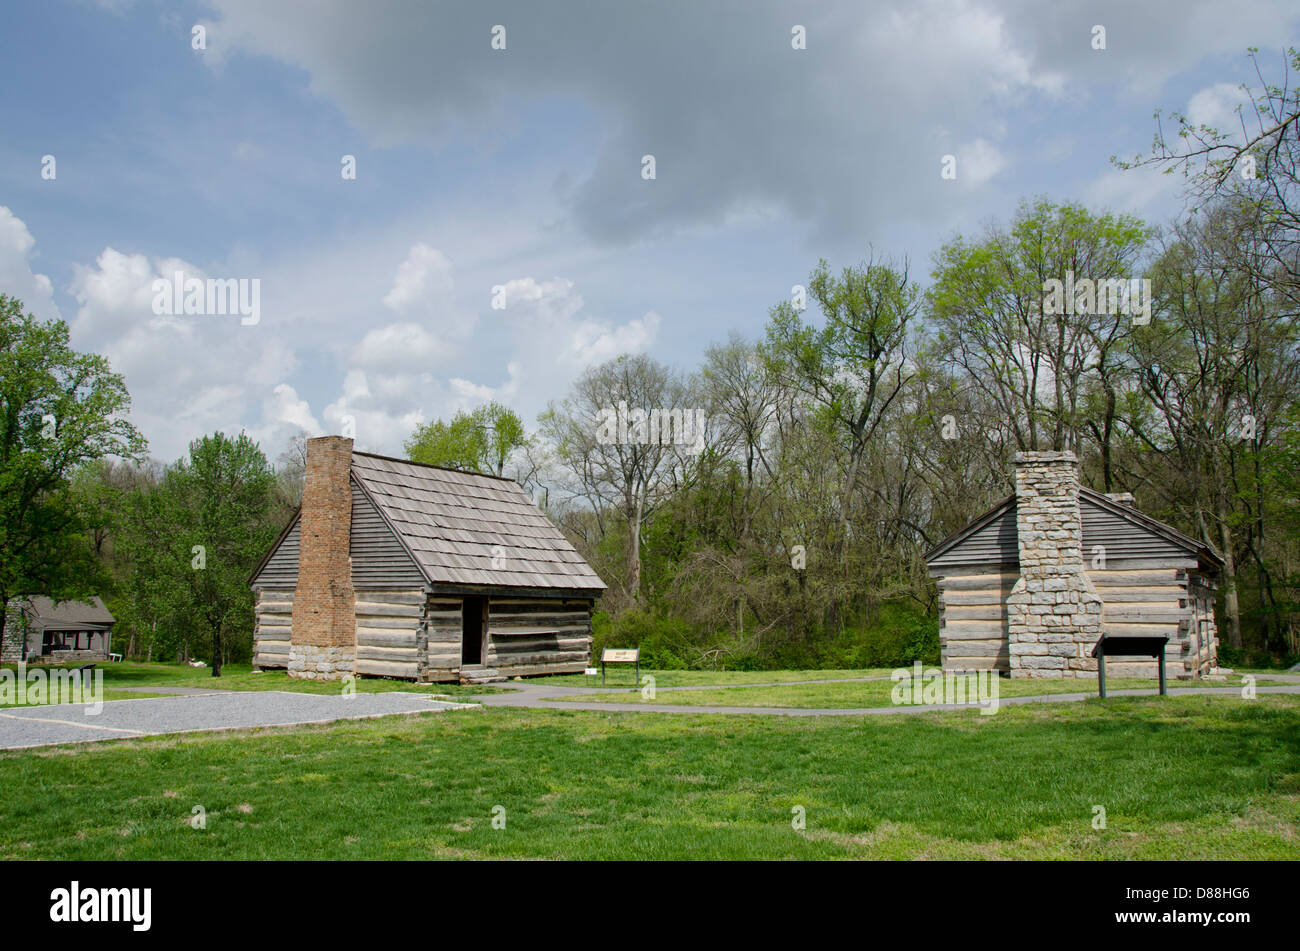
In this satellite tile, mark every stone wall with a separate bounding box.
[289,436,356,681]
[1,601,27,663]
[1006,451,1105,678]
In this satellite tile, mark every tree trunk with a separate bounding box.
[625,491,644,603]
[1217,513,1243,650]
[1100,385,1116,492]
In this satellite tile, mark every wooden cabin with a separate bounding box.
[1,596,115,664]
[249,436,605,683]
[925,451,1223,679]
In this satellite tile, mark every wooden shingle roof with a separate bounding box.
[20,595,115,630]
[349,452,606,593]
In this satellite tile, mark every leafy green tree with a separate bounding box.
[405,402,527,476]
[111,465,187,660]
[762,256,919,631]
[165,432,279,675]
[538,355,694,605]
[0,295,145,648]
[927,200,1152,457]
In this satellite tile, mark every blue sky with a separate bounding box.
[1,0,1296,462]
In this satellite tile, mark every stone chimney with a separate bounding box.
[289,435,356,680]
[1005,451,1104,678]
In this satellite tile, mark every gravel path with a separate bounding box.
[0,690,473,750]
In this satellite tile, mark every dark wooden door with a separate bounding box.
[461,596,486,665]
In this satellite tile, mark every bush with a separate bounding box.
[591,609,693,670]
[592,600,939,671]
[1218,645,1300,671]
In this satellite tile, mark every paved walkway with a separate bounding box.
[0,690,472,750]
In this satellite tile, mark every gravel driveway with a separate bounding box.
[0,691,475,750]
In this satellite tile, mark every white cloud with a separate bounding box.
[67,247,299,463]
[382,242,455,315]
[1186,82,1253,141]
[955,139,1008,188]
[0,207,57,320]
[353,321,443,371]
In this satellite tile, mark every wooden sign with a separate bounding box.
[599,647,640,685]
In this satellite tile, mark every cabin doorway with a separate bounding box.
[461,596,487,666]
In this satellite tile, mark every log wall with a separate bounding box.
[353,589,424,680]
[253,589,293,669]
[1087,566,1196,678]
[484,597,593,677]
[418,596,465,683]
[935,568,1016,673]
[934,562,1210,679]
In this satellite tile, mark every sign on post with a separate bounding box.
[1090,635,1170,698]
[600,647,640,686]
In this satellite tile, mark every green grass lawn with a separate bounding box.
[1,694,1296,859]
[527,667,896,688]
[0,662,500,700]
[2,688,173,708]
[553,673,1285,708]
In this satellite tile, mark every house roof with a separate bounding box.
[19,595,115,629]
[924,487,1224,571]
[348,452,606,593]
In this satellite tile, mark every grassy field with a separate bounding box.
[2,688,174,708]
[554,673,1284,708]
[1,694,1296,859]
[0,662,500,702]
[526,668,896,688]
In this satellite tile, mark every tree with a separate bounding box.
[927,200,1153,457]
[165,432,279,675]
[1117,47,1300,317]
[763,256,918,630]
[0,295,145,648]
[404,402,527,476]
[1122,202,1300,649]
[538,355,694,605]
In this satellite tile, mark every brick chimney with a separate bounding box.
[1005,451,1104,678]
[288,435,356,680]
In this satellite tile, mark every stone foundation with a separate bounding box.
[288,644,355,681]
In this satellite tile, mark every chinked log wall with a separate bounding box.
[419,597,464,683]
[1091,566,1196,678]
[354,589,425,680]
[936,568,1016,673]
[937,564,1200,678]
[484,597,593,677]
[253,589,293,669]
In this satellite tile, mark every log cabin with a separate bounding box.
[1,596,115,664]
[249,436,605,683]
[925,451,1223,679]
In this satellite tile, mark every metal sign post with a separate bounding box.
[1090,635,1170,699]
